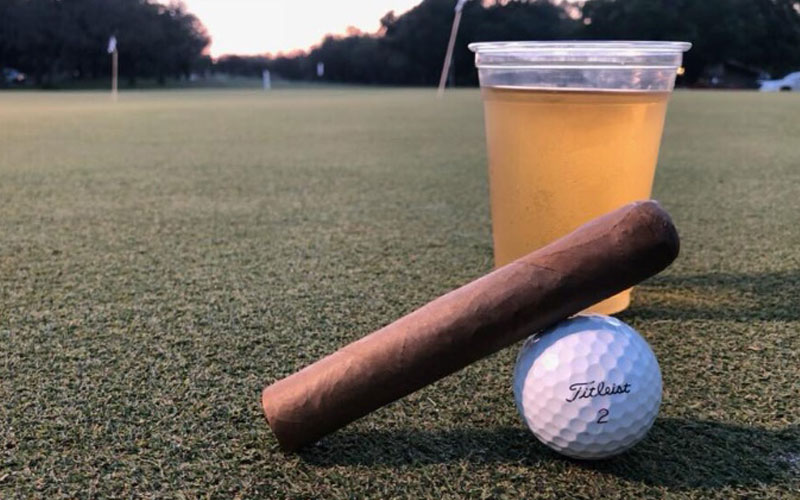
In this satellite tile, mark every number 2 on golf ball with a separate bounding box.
[513,315,661,459]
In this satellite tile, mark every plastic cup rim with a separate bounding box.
[468,40,692,54]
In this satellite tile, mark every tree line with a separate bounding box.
[228,0,800,87]
[2,0,800,88]
[0,0,209,87]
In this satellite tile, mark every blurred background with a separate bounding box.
[2,0,800,91]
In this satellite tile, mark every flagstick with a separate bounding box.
[437,6,464,99]
[111,48,118,101]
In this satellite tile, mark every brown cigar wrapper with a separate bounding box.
[262,200,680,451]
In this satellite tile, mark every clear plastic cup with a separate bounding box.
[469,41,690,314]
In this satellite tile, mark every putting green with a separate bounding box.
[1,89,798,498]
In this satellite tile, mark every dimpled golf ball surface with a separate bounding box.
[513,315,661,459]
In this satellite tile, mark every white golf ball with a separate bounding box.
[512,314,661,459]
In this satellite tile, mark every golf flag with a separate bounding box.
[438,0,468,97]
[108,35,119,100]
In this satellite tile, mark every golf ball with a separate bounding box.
[513,314,661,459]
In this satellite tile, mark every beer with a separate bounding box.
[482,87,670,314]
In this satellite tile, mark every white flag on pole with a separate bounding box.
[107,36,117,54]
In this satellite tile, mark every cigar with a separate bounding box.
[262,200,679,451]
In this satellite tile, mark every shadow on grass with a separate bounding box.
[624,271,800,321]
[301,418,799,490]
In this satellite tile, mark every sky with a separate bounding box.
[172,0,422,58]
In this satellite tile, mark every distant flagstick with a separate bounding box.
[108,35,118,101]
[437,0,468,98]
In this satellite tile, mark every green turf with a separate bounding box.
[1,88,798,498]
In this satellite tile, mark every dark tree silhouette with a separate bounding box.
[581,0,800,83]
[0,0,209,87]
[247,0,800,86]
[3,0,800,88]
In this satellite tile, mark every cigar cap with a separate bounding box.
[616,200,680,274]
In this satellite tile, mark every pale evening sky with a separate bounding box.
[172,0,423,57]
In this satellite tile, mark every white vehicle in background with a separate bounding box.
[759,71,800,91]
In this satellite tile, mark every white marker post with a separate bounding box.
[438,0,468,98]
[262,69,271,90]
[108,35,118,101]
[316,62,325,78]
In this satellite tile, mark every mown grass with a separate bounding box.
[1,88,798,498]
